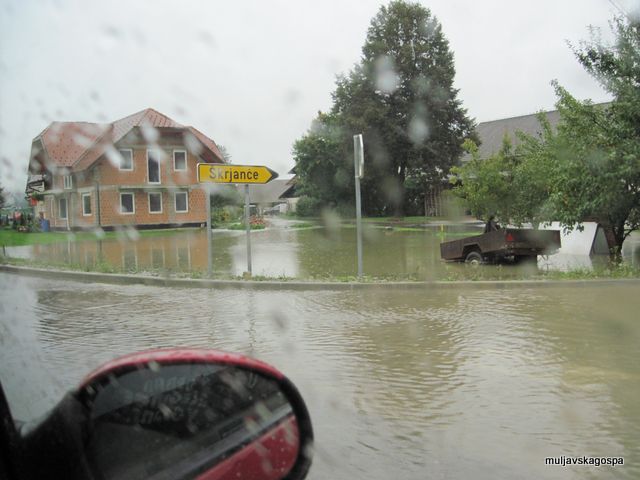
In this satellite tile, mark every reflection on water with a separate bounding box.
[1,273,639,479]
[5,225,640,280]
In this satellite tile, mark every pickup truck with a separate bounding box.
[440,228,561,264]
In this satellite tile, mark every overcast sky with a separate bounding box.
[0,0,636,197]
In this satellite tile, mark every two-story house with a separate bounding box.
[25,108,225,230]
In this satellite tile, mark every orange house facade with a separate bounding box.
[25,108,225,230]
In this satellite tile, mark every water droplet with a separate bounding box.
[72,132,94,149]
[98,25,121,52]
[321,208,341,239]
[197,30,216,48]
[158,403,173,419]
[408,116,430,144]
[140,122,159,144]
[93,227,106,239]
[283,88,301,106]
[374,55,400,94]
[125,227,140,242]
[105,146,123,168]
[269,310,288,331]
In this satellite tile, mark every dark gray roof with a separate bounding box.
[464,102,610,162]
[245,179,295,204]
[463,110,561,162]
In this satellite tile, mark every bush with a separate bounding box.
[211,208,230,224]
[334,202,356,219]
[296,196,323,217]
[249,215,266,227]
[211,205,242,226]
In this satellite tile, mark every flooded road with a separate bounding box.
[1,272,638,479]
[5,223,640,280]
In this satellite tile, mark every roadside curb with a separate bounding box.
[2,264,639,291]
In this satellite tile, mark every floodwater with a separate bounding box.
[4,221,640,280]
[1,272,639,479]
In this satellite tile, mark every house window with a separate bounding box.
[120,192,135,214]
[148,192,162,214]
[147,150,161,184]
[119,149,133,171]
[173,150,187,171]
[58,198,67,219]
[63,175,73,189]
[82,193,92,216]
[174,192,188,213]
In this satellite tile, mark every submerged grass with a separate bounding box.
[439,263,640,282]
[0,227,193,247]
[287,222,316,229]
[227,223,266,230]
[2,253,639,283]
[540,264,640,280]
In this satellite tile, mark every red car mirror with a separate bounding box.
[15,349,314,480]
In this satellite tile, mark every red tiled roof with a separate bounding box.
[112,108,183,138]
[32,108,224,171]
[187,126,223,161]
[39,122,110,167]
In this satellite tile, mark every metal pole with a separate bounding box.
[95,181,101,228]
[354,134,364,277]
[66,194,70,231]
[205,186,212,277]
[244,184,252,276]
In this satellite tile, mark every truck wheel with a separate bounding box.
[464,251,483,266]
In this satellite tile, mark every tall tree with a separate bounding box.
[451,118,558,228]
[217,145,233,163]
[292,112,352,212]
[551,16,640,252]
[293,0,475,216]
[452,16,640,256]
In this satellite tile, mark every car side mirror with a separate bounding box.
[18,349,313,480]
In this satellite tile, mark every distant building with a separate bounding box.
[462,109,561,162]
[463,103,608,162]
[246,178,297,214]
[428,107,564,216]
[25,108,225,230]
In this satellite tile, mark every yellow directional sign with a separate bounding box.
[197,164,278,184]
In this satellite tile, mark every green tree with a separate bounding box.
[547,16,640,253]
[292,112,351,215]
[451,128,556,228]
[293,0,475,216]
[452,16,639,256]
[217,145,232,163]
[451,137,515,224]
[0,183,5,209]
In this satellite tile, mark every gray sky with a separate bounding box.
[0,0,635,197]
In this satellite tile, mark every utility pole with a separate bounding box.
[205,185,212,277]
[353,134,364,278]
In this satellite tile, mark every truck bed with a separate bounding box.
[440,228,561,262]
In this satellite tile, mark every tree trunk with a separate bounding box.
[613,222,626,262]
[604,222,625,262]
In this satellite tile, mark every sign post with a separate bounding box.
[244,184,252,275]
[205,185,212,277]
[198,164,278,277]
[353,134,364,278]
